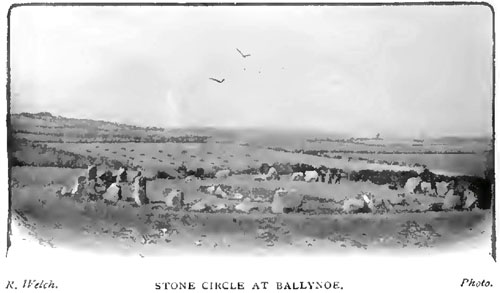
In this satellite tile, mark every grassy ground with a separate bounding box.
[10,166,491,255]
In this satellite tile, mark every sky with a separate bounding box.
[9,5,493,138]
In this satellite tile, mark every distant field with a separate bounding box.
[14,138,489,177]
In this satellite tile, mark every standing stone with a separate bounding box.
[88,165,97,181]
[116,167,128,183]
[463,189,478,210]
[404,177,421,194]
[443,191,462,210]
[132,176,149,205]
[71,176,87,200]
[195,168,205,178]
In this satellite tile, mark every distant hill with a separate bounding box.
[10,112,211,143]
[8,112,348,146]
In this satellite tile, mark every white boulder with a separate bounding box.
[304,170,318,182]
[206,185,216,194]
[404,177,421,194]
[215,169,231,179]
[103,183,122,203]
[214,186,228,198]
[190,200,210,212]
[420,182,433,195]
[211,202,230,212]
[435,181,450,196]
[254,175,266,182]
[290,172,304,181]
[165,189,184,209]
[443,191,462,210]
[235,198,259,213]
[463,189,478,210]
[265,167,279,180]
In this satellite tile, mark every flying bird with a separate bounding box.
[236,48,251,58]
[209,77,225,83]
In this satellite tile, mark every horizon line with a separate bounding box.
[10,111,493,141]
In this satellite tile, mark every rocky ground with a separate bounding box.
[9,164,492,255]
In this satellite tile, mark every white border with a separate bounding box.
[0,1,498,292]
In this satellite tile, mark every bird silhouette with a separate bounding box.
[236,48,251,58]
[209,77,225,83]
